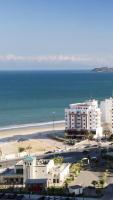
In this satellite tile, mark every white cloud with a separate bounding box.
[0,54,92,62]
[0,54,113,66]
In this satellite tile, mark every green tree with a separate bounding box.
[109,134,113,141]
[18,147,25,153]
[84,130,90,139]
[64,181,68,189]
[103,123,112,139]
[70,162,82,177]
[0,148,2,160]
[88,131,94,140]
[84,130,94,142]
[100,170,109,185]
[91,180,98,188]
[26,145,32,155]
[99,179,105,189]
[54,156,64,165]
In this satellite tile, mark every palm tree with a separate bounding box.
[103,123,112,139]
[99,179,105,189]
[84,130,94,142]
[104,129,111,139]
[64,181,69,194]
[26,145,32,155]
[84,130,90,140]
[88,131,94,140]
[101,170,109,183]
[64,181,68,189]
[0,148,2,160]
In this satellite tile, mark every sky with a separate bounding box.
[0,0,113,70]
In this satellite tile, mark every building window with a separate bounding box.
[16,169,23,174]
[53,179,56,183]
[57,179,59,183]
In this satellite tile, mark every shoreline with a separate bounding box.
[0,120,65,131]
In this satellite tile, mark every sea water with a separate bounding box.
[0,70,113,127]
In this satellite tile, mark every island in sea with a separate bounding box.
[92,67,113,72]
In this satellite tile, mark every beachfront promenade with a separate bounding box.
[0,117,111,162]
[0,136,110,168]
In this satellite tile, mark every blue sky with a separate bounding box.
[0,0,113,70]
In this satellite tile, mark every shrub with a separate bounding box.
[54,156,64,165]
[18,147,25,153]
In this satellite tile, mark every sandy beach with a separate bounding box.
[0,121,65,156]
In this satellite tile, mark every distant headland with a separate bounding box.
[92,67,113,72]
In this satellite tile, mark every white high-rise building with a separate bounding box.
[65,99,102,138]
[100,97,113,132]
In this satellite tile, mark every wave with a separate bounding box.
[0,120,65,131]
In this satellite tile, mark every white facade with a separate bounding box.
[34,159,54,179]
[100,97,113,131]
[48,163,70,186]
[23,156,70,186]
[65,100,102,136]
[23,156,37,183]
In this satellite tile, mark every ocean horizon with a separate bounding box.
[0,70,113,128]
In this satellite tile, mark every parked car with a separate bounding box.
[45,151,53,154]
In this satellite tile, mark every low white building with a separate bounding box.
[0,160,23,185]
[23,156,54,183]
[47,163,70,186]
[69,185,83,195]
[0,156,70,190]
[23,156,70,187]
[65,99,102,138]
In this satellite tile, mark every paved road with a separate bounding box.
[101,184,113,200]
[0,146,100,168]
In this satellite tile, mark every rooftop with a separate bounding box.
[24,155,35,162]
[69,100,98,109]
[0,168,22,177]
[25,179,47,184]
[69,185,83,189]
[15,160,23,166]
[49,163,70,175]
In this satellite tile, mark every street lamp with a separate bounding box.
[52,112,55,131]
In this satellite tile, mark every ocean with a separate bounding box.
[0,70,113,128]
